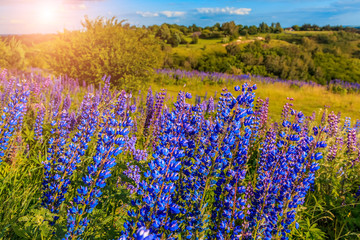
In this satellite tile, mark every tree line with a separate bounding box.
[1,18,360,89]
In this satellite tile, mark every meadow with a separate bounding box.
[153,69,360,122]
[0,18,359,240]
[0,68,358,240]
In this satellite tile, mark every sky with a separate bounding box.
[0,0,359,34]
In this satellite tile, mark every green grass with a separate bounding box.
[285,30,334,35]
[172,31,334,58]
[171,38,226,57]
[152,80,360,123]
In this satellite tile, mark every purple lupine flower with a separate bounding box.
[281,99,294,122]
[34,104,45,140]
[321,106,329,125]
[207,96,215,113]
[123,164,141,194]
[143,87,154,135]
[347,128,357,153]
[63,93,72,112]
[0,85,30,162]
[327,111,338,135]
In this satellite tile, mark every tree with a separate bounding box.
[301,24,312,31]
[0,38,26,71]
[191,35,199,44]
[275,22,283,33]
[168,32,181,47]
[248,25,258,35]
[292,25,300,31]
[48,17,163,91]
[226,43,241,56]
[212,23,221,31]
[265,34,271,43]
[221,21,239,39]
[259,22,270,33]
[156,24,171,41]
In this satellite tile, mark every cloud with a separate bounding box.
[66,3,87,9]
[136,11,186,18]
[160,11,186,17]
[197,7,251,15]
[136,11,159,17]
[10,19,23,24]
[78,4,87,9]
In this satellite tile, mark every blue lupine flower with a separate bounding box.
[42,94,99,224]
[65,106,132,239]
[0,84,30,162]
[34,104,45,140]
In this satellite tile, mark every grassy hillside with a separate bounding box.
[152,79,360,122]
[164,31,360,84]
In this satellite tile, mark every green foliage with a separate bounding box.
[155,24,171,41]
[0,38,27,71]
[225,43,242,56]
[11,208,55,239]
[292,217,327,239]
[166,30,360,85]
[190,35,199,44]
[265,34,271,43]
[221,21,239,39]
[221,37,230,44]
[168,32,181,47]
[47,17,164,91]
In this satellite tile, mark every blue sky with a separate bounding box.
[0,0,359,34]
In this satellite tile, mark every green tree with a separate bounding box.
[48,17,163,91]
[156,24,171,41]
[0,38,26,71]
[168,32,181,47]
[226,43,241,56]
[265,34,271,43]
[190,35,199,44]
[259,22,270,33]
[221,21,239,39]
[248,25,258,35]
[292,25,300,31]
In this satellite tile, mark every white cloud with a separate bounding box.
[136,10,186,18]
[136,11,159,17]
[197,7,251,15]
[78,4,87,9]
[10,19,23,24]
[160,11,186,17]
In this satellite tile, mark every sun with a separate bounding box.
[38,2,57,23]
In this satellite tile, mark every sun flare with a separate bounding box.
[38,2,57,23]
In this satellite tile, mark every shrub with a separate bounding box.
[47,17,164,91]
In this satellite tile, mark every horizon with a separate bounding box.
[0,0,360,34]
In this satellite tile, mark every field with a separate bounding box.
[0,68,358,239]
[153,70,360,122]
[0,19,359,240]
[153,81,360,122]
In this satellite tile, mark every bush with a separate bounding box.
[47,17,163,91]
[190,35,199,44]
[0,38,27,71]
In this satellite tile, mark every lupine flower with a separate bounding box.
[347,128,357,152]
[34,104,45,140]
[42,94,99,223]
[66,109,131,239]
[143,87,154,135]
[124,164,141,194]
[327,111,339,137]
[207,96,215,113]
[0,85,30,162]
